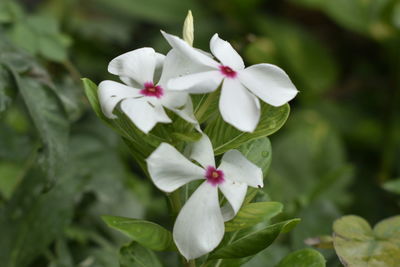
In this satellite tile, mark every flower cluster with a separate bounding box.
[98,26,297,260]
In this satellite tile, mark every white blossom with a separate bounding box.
[146,135,263,259]
[161,31,298,132]
[98,47,197,134]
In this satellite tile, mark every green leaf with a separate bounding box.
[0,161,22,199]
[102,215,174,251]
[82,78,107,121]
[0,64,13,114]
[119,242,163,267]
[383,178,400,194]
[333,215,400,267]
[38,34,68,62]
[225,202,283,232]
[276,248,326,267]
[205,103,290,155]
[238,137,272,175]
[14,75,69,180]
[210,219,300,259]
[9,22,38,54]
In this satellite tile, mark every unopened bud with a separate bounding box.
[183,10,194,46]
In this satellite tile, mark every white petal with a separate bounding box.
[158,49,212,87]
[153,52,165,83]
[189,134,215,168]
[210,34,244,70]
[161,31,219,69]
[98,80,140,119]
[168,71,223,93]
[239,64,298,107]
[160,90,188,109]
[146,143,205,193]
[120,98,171,134]
[218,150,263,188]
[219,78,260,132]
[168,96,198,124]
[108,47,157,86]
[219,180,247,221]
[173,182,224,260]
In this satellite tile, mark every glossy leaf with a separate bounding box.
[225,202,283,232]
[102,215,174,251]
[205,103,290,155]
[276,248,325,267]
[333,215,400,267]
[210,219,300,259]
[119,242,163,267]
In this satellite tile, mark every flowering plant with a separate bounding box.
[83,11,301,266]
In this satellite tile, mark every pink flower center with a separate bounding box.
[140,82,164,98]
[219,65,237,78]
[205,166,225,186]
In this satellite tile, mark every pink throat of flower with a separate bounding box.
[140,82,164,98]
[219,65,237,78]
[205,166,225,186]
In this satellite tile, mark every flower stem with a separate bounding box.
[168,190,182,218]
[185,259,196,267]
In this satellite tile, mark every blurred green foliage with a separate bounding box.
[0,0,399,266]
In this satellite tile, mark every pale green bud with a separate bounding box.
[183,10,194,46]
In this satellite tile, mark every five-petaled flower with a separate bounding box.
[161,31,298,132]
[98,47,197,134]
[146,135,263,260]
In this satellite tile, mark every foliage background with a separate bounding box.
[0,0,399,266]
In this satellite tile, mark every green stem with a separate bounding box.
[185,259,196,267]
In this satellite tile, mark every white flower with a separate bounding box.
[98,47,197,134]
[146,135,263,260]
[161,31,299,132]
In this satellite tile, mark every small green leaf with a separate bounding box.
[119,242,163,267]
[383,178,400,194]
[210,218,300,259]
[333,215,400,267]
[276,248,326,267]
[205,103,290,155]
[225,202,283,232]
[82,78,106,120]
[102,215,174,251]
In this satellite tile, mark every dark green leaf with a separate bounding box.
[225,202,283,232]
[276,248,326,267]
[0,64,13,114]
[15,75,69,180]
[102,215,175,251]
[210,219,300,259]
[119,242,163,267]
[205,103,290,155]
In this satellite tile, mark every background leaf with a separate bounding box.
[333,215,400,267]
